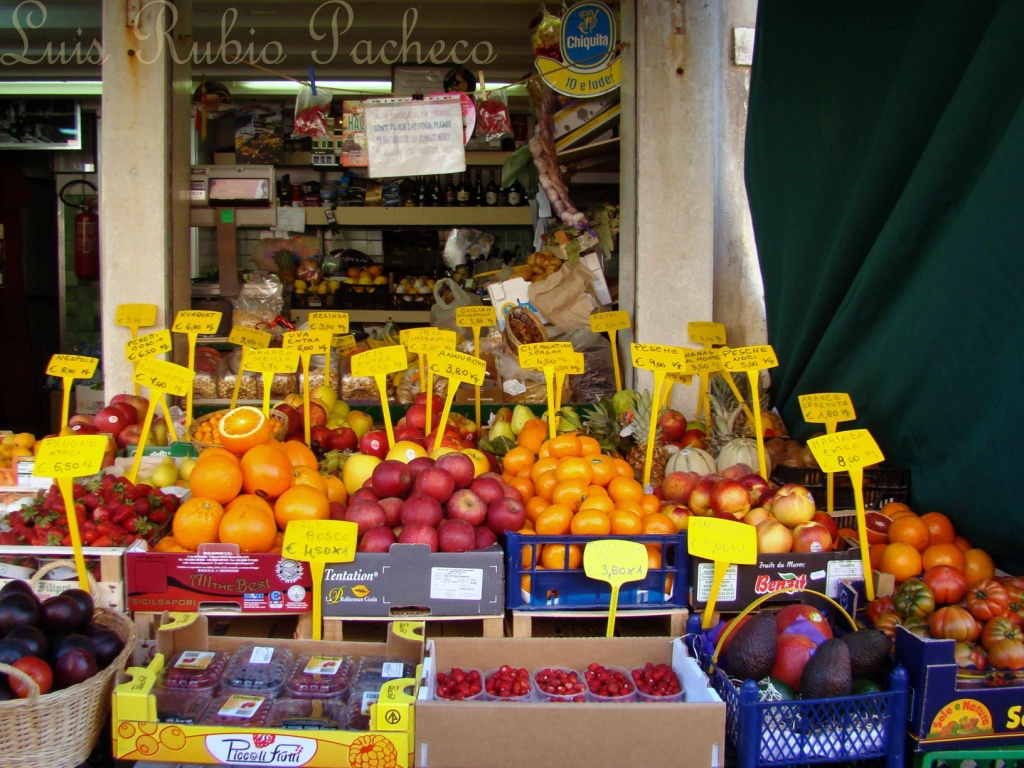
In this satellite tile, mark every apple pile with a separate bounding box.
[657,464,836,555]
[62,394,171,449]
[343,451,525,554]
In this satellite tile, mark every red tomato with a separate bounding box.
[929,606,981,642]
[922,565,967,605]
[894,578,936,620]
[873,612,903,641]
[988,638,1024,670]
[966,579,1010,622]
[10,657,53,697]
[981,617,1023,650]
[866,597,895,626]
[953,642,987,669]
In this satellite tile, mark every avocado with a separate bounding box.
[840,629,891,680]
[757,675,798,702]
[722,611,777,682]
[851,678,883,695]
[800,638,852,699]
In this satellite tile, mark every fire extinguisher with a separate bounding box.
[60,179,99,280]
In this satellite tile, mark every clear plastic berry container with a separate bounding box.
[350,656,416,690]
[284,654,353,699]
[269,698,346,730]
[219,644,293,696]
[584,664,636,703]
[200,693,274,727]
[155,687,212,724]
[532,666,587,703]
[484,666,533,702]
[343,692,378,731]
[161,650,229,692]
[631,663,685,703]
[434,668,485,702]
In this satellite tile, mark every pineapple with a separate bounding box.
[581,397,621,453]
[707,372,774,455]
[624,389,669,487]
[273,249,296,284]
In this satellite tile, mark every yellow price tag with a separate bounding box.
[133,358,195,397]
[228,326,272,350]
[171,309,222,335]
[667,371,692,385]
[554,352,586,375]
[807,429,883,474]
[351,345,409,377]
[456,306,497,327]
[517,342,575,370]
[583,539,649,637]
[688,321,727,346]
[331,334,357,350]
[283,330,332,357]
[590,311,630,333]
[282,520,358,642]
[689,517,758,628]
[307,311,350,334]
[33,435,108,478]
[400,328,457,354]
[245,347,300,374]
[684,348,722,374]
[799,392,856,425]
[430,349,486,386]
[115,303,158,329]
[125,329,172,363]
[719,345,779,372]
[629,343,689,373]
[46,354,99,379]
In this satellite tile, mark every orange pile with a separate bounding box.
[155,437,342,555]
[501,432,674,573]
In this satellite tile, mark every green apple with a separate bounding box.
[312,384,338,411]
[331,399,350,418]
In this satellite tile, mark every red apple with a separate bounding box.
[307,401,328,428]
[738,473,772,506]
[791,521,833,553]
[67,414,95,429]
[327,427,358,452]
[658,409,687,442]
[115,424,143,449]
[688,474,720,516]
[415,392,444,412]
[110,394,149,423]
[661,471,700,504]
[709,479,752,519]
[661,503,693,531]
[349,488,380,504]
[425,429,463,451]
[93,406,130,437]
[400,494,443,528]
[679,429,707,449]
[405,403,439,432]
[486,497,527,536]
[67,422,99,435]
[469,476,504,507]
[434,452,476,490]
[359,525,396,553]
[406,456,435,479]
[413,467,456,504]
[329,502,347,521]
[474,526,498,550]
[108,401,138,426]
[274,404,302,435]
[720,462,755,481]
[438,519,476,553]
[445,489,487,527]
[398,522,438,552]
[359,430,391,460]
[377,497,403,528]
[772,484,816,528]
[812,511,840,545]
[756,519,793,554]
[310,425,334,450]
[345,501,387,536]
[371,460,413,499]
[393,424,424,445]
[503,485,524,504]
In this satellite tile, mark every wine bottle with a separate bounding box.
[416,177,428,207]
[507,179,523,207]
[456,173,471,206]
[444,174,456,206]
[473,169,484,206]
[485,169,499,206]
[428,175,442,207]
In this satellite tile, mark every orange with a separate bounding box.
[586,484,609,497]
[920,512,956,546]
[551,479,588,511]
[218,406,273,455]
[525,496,550,522]
[534,471,559,501]
[609,509,643,535]
[587,455,617,486]
[535,503,574,536]
[153,536,189,553]
[218,504,278,553]
[241,444,294,499]
[645,544,663,569]
[516,420,549,454]
[274,485,330,530]
[516,466,533,479]
[616,500,645,517]
[291,465,329,495]
[547,433,582,459]
[522,519,535,531]
[608,476,644,506]
[640,494,661,515]
[964,549,995,583]
[540,543,583,570]
[518,529,541,568]
[324,476,348,505]
[197,447,240,465]
[837,527,858,543]
[879,541,923,583]
[225,494,274,516]
[281,440,319,469]
[578,435,601,456]
[888,515,930,552]
[506,476,535,503]
[172,497,225,551]
[869,542,887,571]
[613,458,635,478]
[187,456,243,506]
[954,535,973,553]
[538,440,551,458]
[502,473,516,484]
[555,457,593,485]
[922,543,966,572]
[577,494,615,515]
[642,512,676,535]
[880,502,916,520]
[530,457,560,484]
[502,446,536,476]
[570,508,611,536]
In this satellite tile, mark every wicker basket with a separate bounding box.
[0,562,138,768]
[186,407,289,452]
[503,306,548,355]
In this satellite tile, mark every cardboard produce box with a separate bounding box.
[113,613,422,766]
[322,543,503,618]
[125,541,314,613]
[416,635,725,768]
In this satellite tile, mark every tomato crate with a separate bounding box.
[771,462,911,509]
[685,612,909,768]
[505,532,688,611]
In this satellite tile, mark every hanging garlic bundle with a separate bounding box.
[529,86,588,230]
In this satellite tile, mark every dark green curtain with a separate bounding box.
[745,2,1024,572]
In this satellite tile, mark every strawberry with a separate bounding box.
[112,506,133,525]
[147,508,168,524]
[92,506,113,523]
[74,503,87,525]
[92,535,114,548]
[252,734,275,749]
[126,483,152,501]
[81,529,100,545]
[7,511,27,529]
[135,498,154,516]
[79,493,101,512]
[0,533,19,546]
[160,495,180,515]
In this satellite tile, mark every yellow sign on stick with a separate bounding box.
[125,329,172,364]
[227,326,272,409]
[331,334,357,351]
[591,311,630,393]
[688,321,727,346]
[583,539,648,637]
[130,358,195,483]
[282,520,358,641]
[47,354,99,428]
[115,303,158,333]
[518,342,575,440]
[172,309,222,434]
[689,517,757,628]
[400,328,458,423]
[799,392,857,512]
[351,346,409,447]
[428,350,486,453]
[34,435,109,593]
[285,331,334,445]
[307,311,350,334]
[718,345,779,479]
[245,347,300,419]
[630,343,689,487]
[455,308,496,429]
[807,428,884,601]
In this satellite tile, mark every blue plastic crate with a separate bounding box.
[685,614,908,768]
[505,532,688,610]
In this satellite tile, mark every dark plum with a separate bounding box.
[86,628,125,669]
[0,639,28,666]
[0,581,38,603]
[52,634,93,663]
[53,648,97,689]
[0,593,41,633]
[5,626,48,659]
[39,594,86,635]
[60,590,94,628]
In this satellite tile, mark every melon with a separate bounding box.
[717,437,770,475]
[665,446,716,476]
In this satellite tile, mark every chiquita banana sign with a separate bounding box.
[536,1,621,97]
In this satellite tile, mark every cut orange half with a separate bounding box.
[218,406,273,455]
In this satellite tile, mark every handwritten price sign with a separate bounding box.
[684,348,722,374]
[115,303,158,330]
[629,343,689,373]
[799,392,856,425]
[281,520,357,641]
[125,329,172,364]
[719,345,778,372]
[455,306,497,328]
[307,312,350,334]
[283,330,332,357]
[351,345,408,447]
[229,326,272,350]
[133,358,195,397]
[245,347,300,375]
[400,328,457,354]
[430,349,486,386]
[518,342,575,370]
[583,539,649,637]
[172,310,222,335]
[689,517,757,628]
[331,334,357,351]
[590,311,630,334]
[47,354,99,380]
[688,321,726,346]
